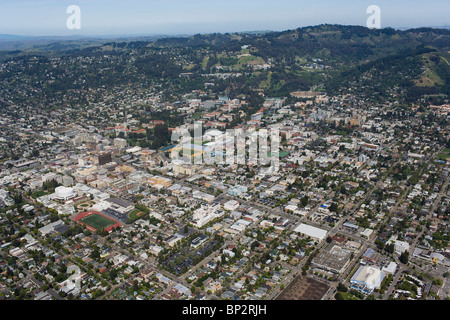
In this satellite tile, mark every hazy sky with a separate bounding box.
[0,0,449,36]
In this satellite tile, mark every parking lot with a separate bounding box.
[159,239,220,276]
[276,276,330,300]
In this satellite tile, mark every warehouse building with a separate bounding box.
[350,265,386,294]
[293,223,327,242]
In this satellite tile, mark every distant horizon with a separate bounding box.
[1,23,449,40]
[0,0,449,37]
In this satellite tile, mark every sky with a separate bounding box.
[0,0,449,36]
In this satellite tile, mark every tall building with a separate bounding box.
[98,152,112,166]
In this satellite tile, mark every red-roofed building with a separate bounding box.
[331,235,346,243]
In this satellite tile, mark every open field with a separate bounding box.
[128,209,144,221]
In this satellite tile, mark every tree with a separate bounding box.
[90,248,101,260]
[384,243,394,254]
[399,250,409,264]
[375,239,385,250]
[329,202,339,212]
[337,282,348,292]
[335,291,346,300]
[152,124,170,149]
[300,195,309,207]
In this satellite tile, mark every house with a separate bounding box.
[156,273,172,285]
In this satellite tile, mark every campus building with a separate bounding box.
[52,186,77,201]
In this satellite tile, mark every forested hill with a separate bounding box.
[1,24,449,106]
[150,24,450,101]
[152,24,450,64]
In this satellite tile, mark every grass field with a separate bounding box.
[80,213,116,230]
[436,147,450,161]
[128,209,144,221]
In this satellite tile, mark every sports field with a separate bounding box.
[74,211,121,232]
[81,213,116,230]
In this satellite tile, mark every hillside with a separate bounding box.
[0,24,449,106]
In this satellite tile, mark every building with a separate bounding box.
[98,152,112,165]
[228,185,248,197]
[192,204,224,228]
[312,244,352,274]
[382,262,398,275]
[350,265,385,294]
[191,235,208,248]
[166,234,184,247]
[104,197,134,214]
[224,200,239,211]
[362,248,381,264]
[293,223,327,242]
[0,189,14,207]
[13,159,40,170]
[192,190,215,203]
[38,220,67,236]
[203,100,216,110]
[52,186,77,201]
[146,175,172,189]
[387,239,410,254]
[114,138,127,148]
[173,162,196,175]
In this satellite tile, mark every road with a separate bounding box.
[408,173,450,257]
[270,146,445,300]
[7,144,446,300]
[0,249,62,300]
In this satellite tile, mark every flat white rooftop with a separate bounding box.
[293,223,327,241]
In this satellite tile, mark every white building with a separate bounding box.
[350,265,386,294]
[38,220,66,236]
[224,200,239,211]
[293,223,327,241]
[192,190,215,203]
[0,189,14,207]
[382,262,398,275]
[114,138,127,148]
[389,239,410,254]
[192,204,224,228]
[230,219,252,232]
[52,186,77,201]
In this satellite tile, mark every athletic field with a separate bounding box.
[74,211,121,232]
